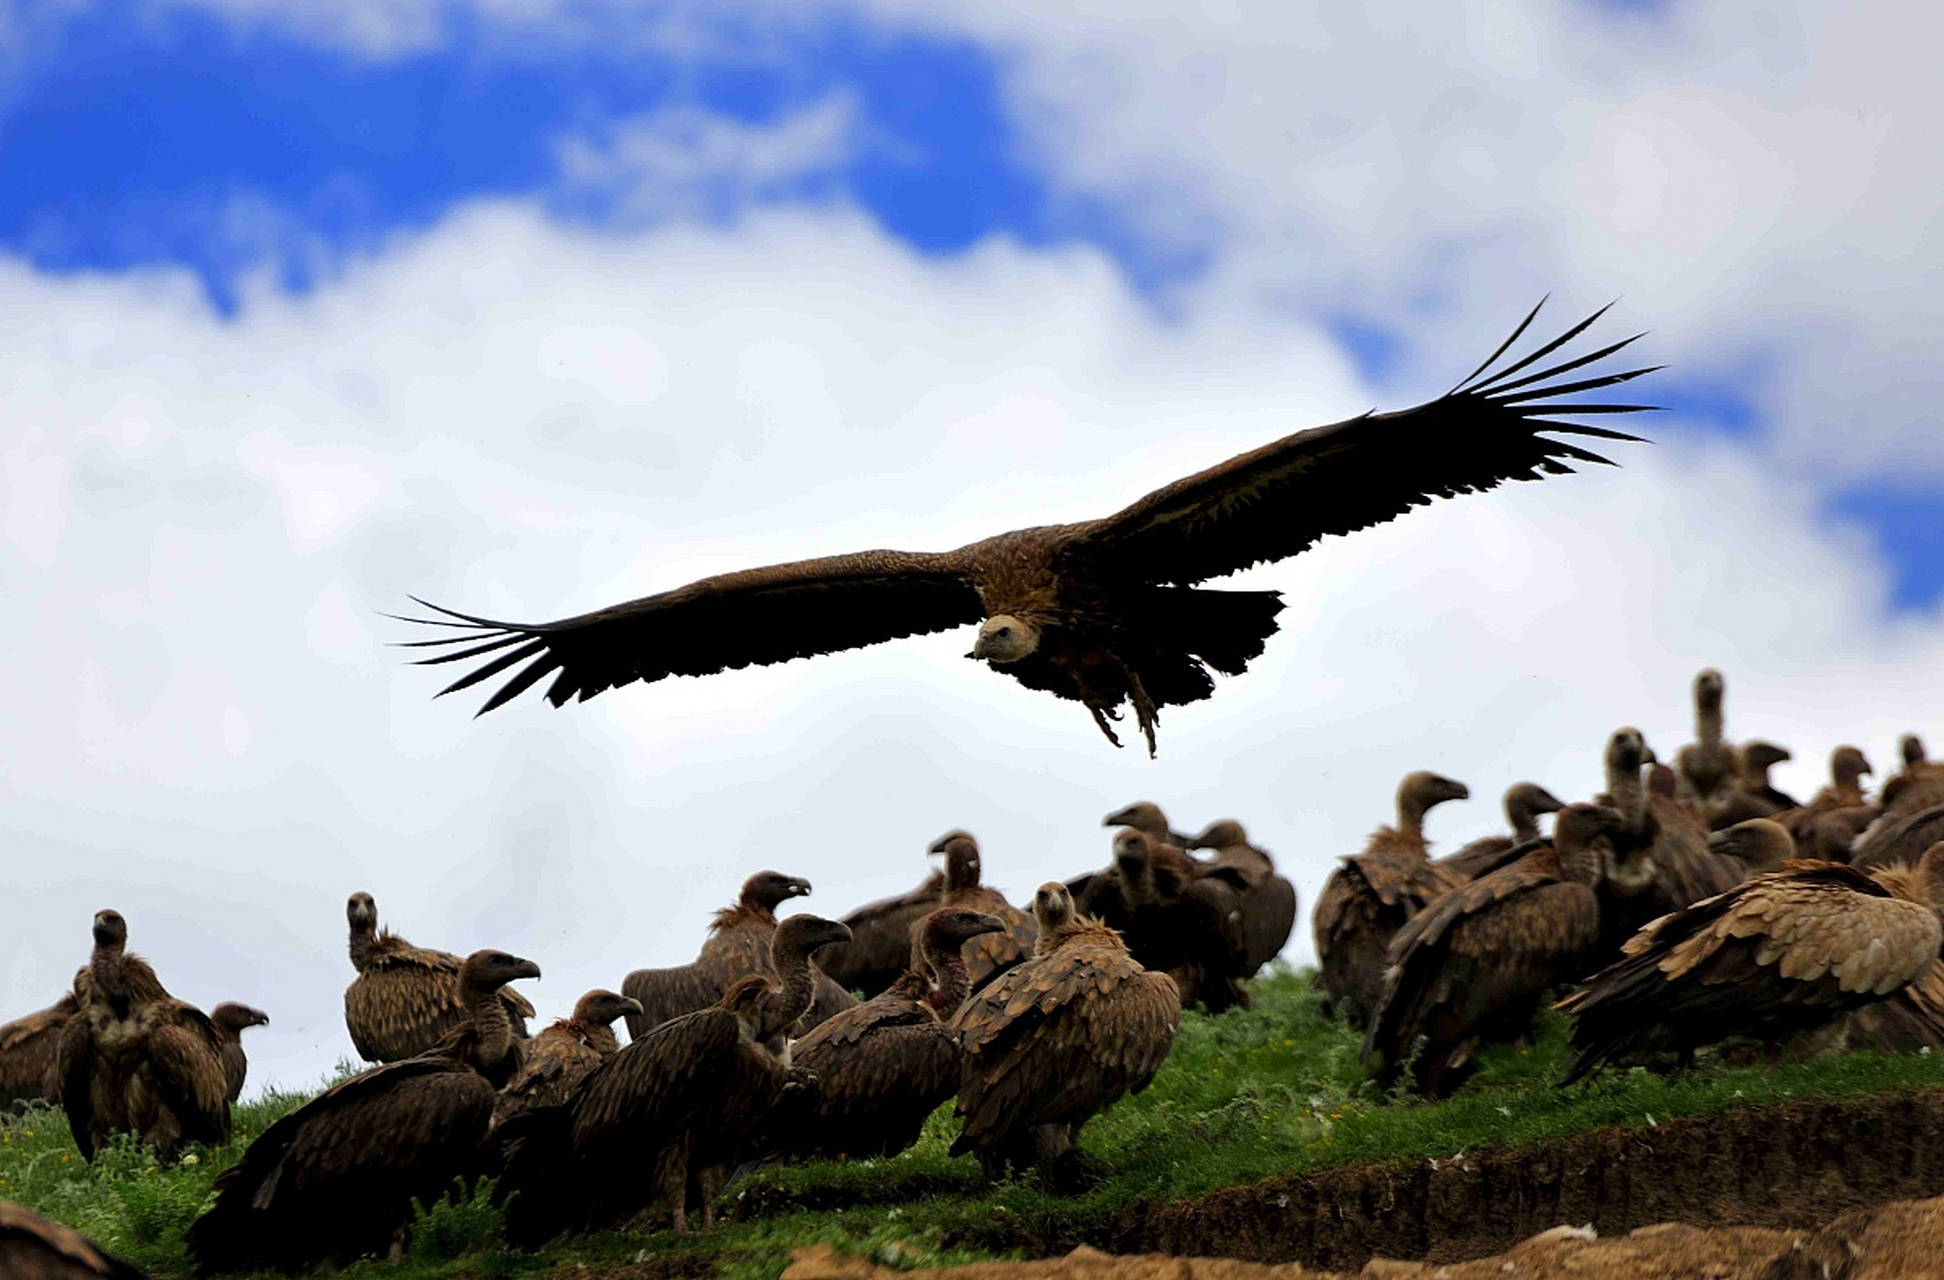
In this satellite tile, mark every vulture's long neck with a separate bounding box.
[89,940,130,1012]
[1607,765,1648,834]
[1395,795,1431,847]
[465,983,517,1075]
[765,940,819,1037]
[348,923,376,972]
[1508,798,1542,842]
[1696,693,1725,753]
[923,939,974,1017]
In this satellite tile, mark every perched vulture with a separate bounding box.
[1434,782,1567,883]
[767,908,1005,1163]
[1104,829,1250,1012]
[186,950,540,1275]
[404,303,1652,755]
[1102,802,1196,848]
[921,832,1037,989]
[1852,805,1944,872]
[1186,819,1298,974]
[57,910,229,1163]
[1312,771,1469,1028]
[1673,668,1741,806]
[342,891,533,1063]
[490,989,643,1129]
[0,1200,148,1279]
[821,865,947,998]
[208,1004,269,1105]
[1784,746,1876,860]
[1556,854,1944,1084]
[1706,818,1796,878]
[951,882,1180,1178]
[1879,734,1944,816]
[0,994,75,1112]
[623,871,854,1042]
[1594,727,1738,940]
[1705,740,1798,829]
[500,919,850,1244]
[1363,804,1617,1097]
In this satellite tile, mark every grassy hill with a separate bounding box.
[8,967,1944,1278]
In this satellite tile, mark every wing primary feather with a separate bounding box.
[1457,301,1619,395]
[407,633,534,665]
[1474,334,1648,398]
[433,640,549,697]
[1448,295,1549,394]
[475,653,564,715]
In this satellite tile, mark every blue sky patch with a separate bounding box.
[1828,480,1944,613]
[0,2,1203,312]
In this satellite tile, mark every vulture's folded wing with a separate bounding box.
[401,549,983,714]
[1076,301,1655,587]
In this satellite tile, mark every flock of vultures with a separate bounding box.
[7,670,1944,1275]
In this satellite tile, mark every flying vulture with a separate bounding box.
[402,302,1652,754]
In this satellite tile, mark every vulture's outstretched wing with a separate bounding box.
[1074,301,1653,586]
[401,550,981,715]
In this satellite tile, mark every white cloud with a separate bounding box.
[4,204,1941,1096]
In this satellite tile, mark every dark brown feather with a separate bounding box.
[820,868,947,997]
[0,994,76,1112]
[343,893,533,1063]
[406,303,1650,753]
[0,1200,148,1279]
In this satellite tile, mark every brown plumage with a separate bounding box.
[1435,782,1567,883]
[1186,819,1298,974]
[1312,771,1469,1028]
[1102,802,1195,847]
[1673,668,1741,806]
[187,949,539,1275]
[490,989,642,1129]
[405,303,1651,755]
[1,994,76,1112]
[0,1200,148,1279]
[207,1004,268,1105]
[769,908,1005,1162]
[1878,734,1944,816]
[821,867,947,998]
[951,882,1179,1177]
[1706,818,1797,878]
[1784,746,1876,859]
[622,871,855,1041]
[1594,727,1739,941]
[1106,829,1250,1012]
[1705,740,1798,829]
[1557,853,1944,1084]
[1852,803,1944,872]
[1364,804,1615,1097]
[1844,959,1944,1055]
[921,832,1037,989]
[56,910,229,1164]
[342,891,534,1063]
[501,921,849,1245]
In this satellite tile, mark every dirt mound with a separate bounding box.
[784,1195,1944,1279]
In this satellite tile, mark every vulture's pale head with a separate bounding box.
[346,891,379,932]
[1832,745,1873,788]
[1693,667,1725,711]
[1032,881,1075,932]
[1605,727,1653,776]
[572,989,645,1027]
[971,615,1039,663]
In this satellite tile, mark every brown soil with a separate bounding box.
[957,1090,1944,1272]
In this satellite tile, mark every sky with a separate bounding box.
[3,0,1942,1096]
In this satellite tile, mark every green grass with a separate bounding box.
[9,969,1944,1277]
